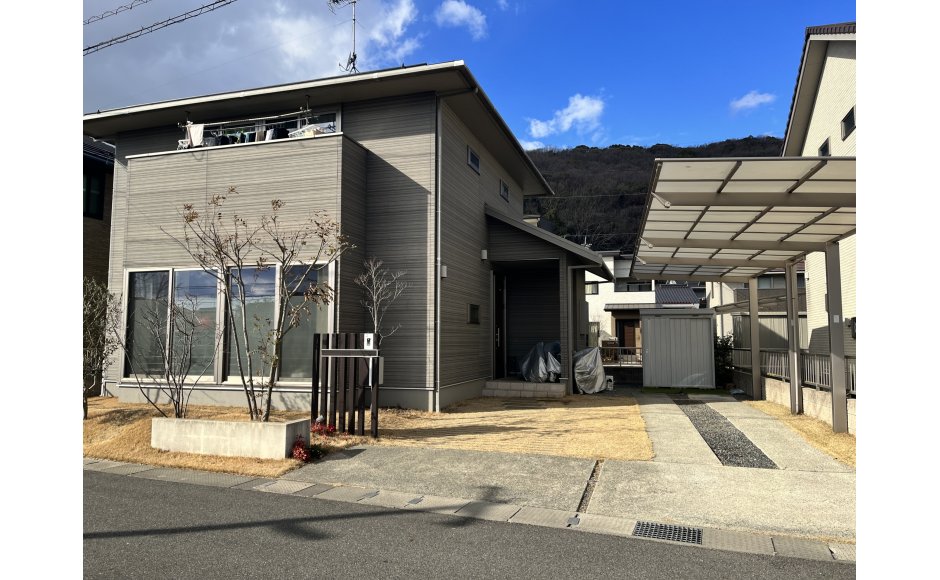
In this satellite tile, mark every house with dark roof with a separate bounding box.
[83,136,114,283]
[82,61,612,411]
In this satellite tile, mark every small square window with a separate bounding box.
[841,107,855,140]
[585,282,598,295]
[467,304,480,324]
[499,179,510,202]
[467,146,481,174]
[818,138,830,157]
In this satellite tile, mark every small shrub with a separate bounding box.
[312,422,337,436]
[714,334,734,387]
[291,435,311,462]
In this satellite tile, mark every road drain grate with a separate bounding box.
[632,521,703,544]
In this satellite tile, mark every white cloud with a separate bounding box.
[528,94,605,139]
[730,90,776,112]
[519,139,546,150]
[264,0,420,78]
[435,0,487,40]
[497,0,509,10]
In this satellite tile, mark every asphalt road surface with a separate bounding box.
[84,471,855,579]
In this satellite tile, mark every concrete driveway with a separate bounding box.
[284,389,855,542]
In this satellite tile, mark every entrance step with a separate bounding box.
[483,380,565,398]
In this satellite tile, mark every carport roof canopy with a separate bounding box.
[632,157,856,282]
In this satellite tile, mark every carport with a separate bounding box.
[631,157,856,432]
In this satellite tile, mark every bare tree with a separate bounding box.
[354,257,408,347]
[117,287,221,419]
[83,277,121,420]
[167,187,352,421]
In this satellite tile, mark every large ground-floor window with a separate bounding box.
[123,264,331,384]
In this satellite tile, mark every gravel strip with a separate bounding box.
[671,397,777,469]
[576,459,604,513]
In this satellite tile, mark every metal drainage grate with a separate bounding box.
[632,521,703,545]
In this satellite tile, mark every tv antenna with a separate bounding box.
[329,0,359,74]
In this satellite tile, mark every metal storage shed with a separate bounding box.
[641,308,716,388]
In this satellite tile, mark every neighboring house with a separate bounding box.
[82,62,612,412]
[83,136,114,283]
[783,22,856,359]
[707,267,807,347]
[585,252,657,350]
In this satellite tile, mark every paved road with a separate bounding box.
[84,471,855,579]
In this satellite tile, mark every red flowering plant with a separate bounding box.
[291,435,325,463]
[311,419,337,437]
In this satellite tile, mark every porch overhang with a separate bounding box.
[631,157,855,282]
[485,206,614,281]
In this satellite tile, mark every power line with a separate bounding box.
[84,0,238,56]
[84,0,155,25]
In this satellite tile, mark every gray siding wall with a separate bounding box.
[342,95,436,400]
[438,102,528,391]
[105,133,349,386]
[338,140,369,332]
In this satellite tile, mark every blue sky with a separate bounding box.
[83,1,855,148]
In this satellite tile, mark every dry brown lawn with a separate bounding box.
[84,397,310,477]
[85,394,653,476]
[366,395,653,461]
[746,400,855,467]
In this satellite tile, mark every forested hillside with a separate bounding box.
[525,136,783,254]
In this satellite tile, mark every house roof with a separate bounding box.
[604,303,661,312]
[783,22,856,156]
[484,205,614,281]
[655,284,701,305]
[82,61,554,198]
[83,136,115,166]
[632,156,855,282]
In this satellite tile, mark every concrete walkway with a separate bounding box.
[83,389,855,563]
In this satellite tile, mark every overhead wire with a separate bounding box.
[84,0,239,56]
[84,0,156,25]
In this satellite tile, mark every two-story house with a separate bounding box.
[82,61,612,412]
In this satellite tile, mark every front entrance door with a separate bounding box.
[495,272,507,377]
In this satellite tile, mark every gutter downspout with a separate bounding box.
[434,97,442,411]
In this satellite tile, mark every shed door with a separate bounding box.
[642,315,715,388]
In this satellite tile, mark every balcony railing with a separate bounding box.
[732,347,855,396]
[601,346,642,367]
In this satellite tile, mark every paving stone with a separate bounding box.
[403,495,471,515]
[293,483,336,497]
[83,460,128,472]
[255,480,315,495]
[131,467,255,488]
[359,490,423,509]
[231,478,276,490]
[702,528,775,555]
[509,506,576,529]
[315,485,379,503]
[454,501,521,522]
[829,543,856,562]
[98,463,156,476]
[772,536,834,561]
[83,458,100,466]
[574,513,638,538]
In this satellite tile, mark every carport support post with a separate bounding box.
[825,243,849,433]
[748,278,762,399]
[785,262,802,414]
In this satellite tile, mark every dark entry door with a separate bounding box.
[495,272,506,377]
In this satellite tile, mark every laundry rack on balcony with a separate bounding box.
[176,108,336,150]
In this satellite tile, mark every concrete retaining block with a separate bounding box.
[151,417,310,460]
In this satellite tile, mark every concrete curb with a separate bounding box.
[84,457,855,563]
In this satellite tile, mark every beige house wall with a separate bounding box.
[801,39,856,357]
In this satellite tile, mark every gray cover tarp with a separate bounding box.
[573,347,607,394]
[521,341,561,383]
